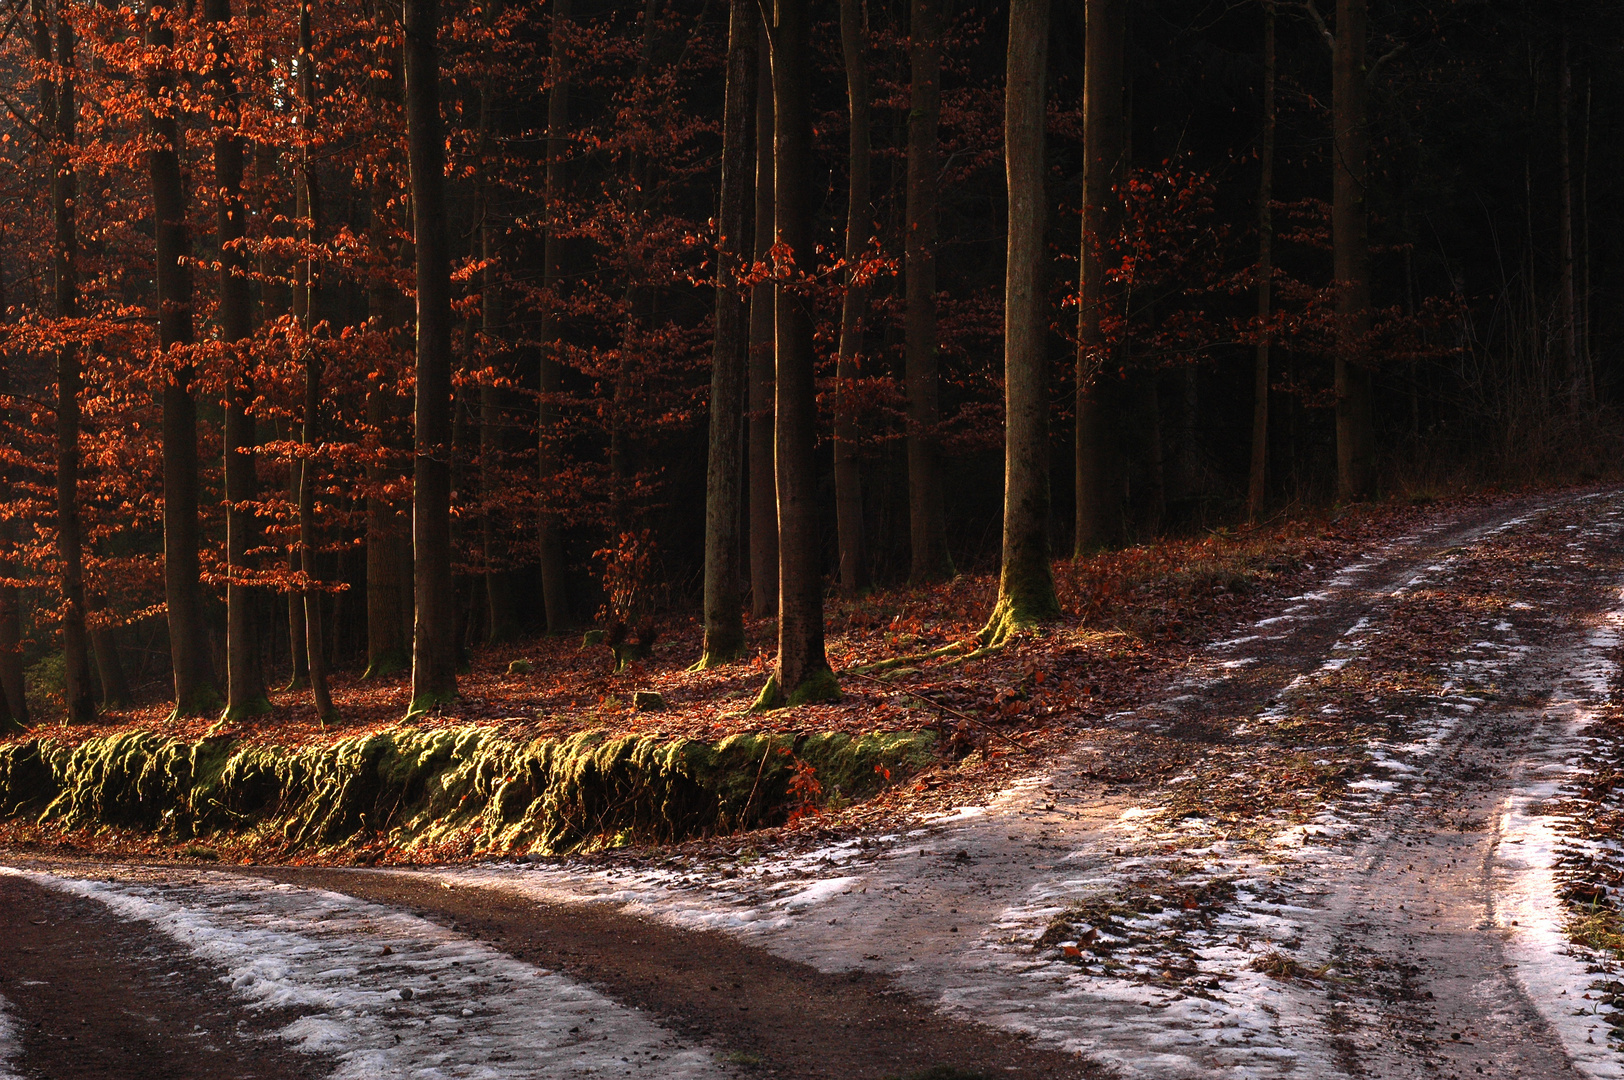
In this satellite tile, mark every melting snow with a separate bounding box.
[1,870,726,1080]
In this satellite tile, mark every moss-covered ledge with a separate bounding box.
[0,726,936,858]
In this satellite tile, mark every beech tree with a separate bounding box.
[833,0,872,597]
[38,0,94,724]
[404,0,456,715]
[903,0,951,583]
[1075,0,1126,553]
[148,4,218,717]
[696,0,755,668]
[753,0,835,708]
[1330,0,1373,501]
[746,21,777,619]
[209,0,270,720]
[1246,0,1276,523]
[983,0,1058,646]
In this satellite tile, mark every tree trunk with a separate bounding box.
[984,0,1058,646]
[208,0,269,720]
[149,8,219,717]
[363,40,412,678]
[294,0,336,722]
[1332,0,1374,500]
[696,0,755,669]
[536,0,572,634]
[1558,17,1582,409]
[753,0,836,709]
[475,20,519,647]
[1246,0,1275,523]
[40,1,94,723]
[833,0,872,596]
[404,0,457,714]
[1075,0,1126,554]
[88,593,131,708]
[903,0,951,583]
[0,272,27,729]
[746,19,777,619]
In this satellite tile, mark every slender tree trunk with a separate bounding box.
[40,1,93,723]
[0,271,27,729]
[1246,0,1275,523]
[1332,0,1374,499]
[747,19,777,618]
[364,369,411,676]
[833,0,872,596]
[903,0,951,582]
[149,8,219,717]
[1075,0,1126,553]
[1580,73,1592,397]
[363,36,412,678]
[1558,17,1581,409]
[536,0,572,633]
[985,0,1058,646]
[696,0,754,669]
[753,0,836,708]
[284,429,309,688]
[293,0,336,722]
[405,0,457,713]
[208,0,269,720]
[88,593,131,708]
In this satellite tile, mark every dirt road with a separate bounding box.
[5,490,1624,1079]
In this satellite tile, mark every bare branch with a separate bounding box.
[1299,0,1334,52]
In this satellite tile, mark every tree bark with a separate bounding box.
[208,0,269,720]
[88,593,131,708]
[294,0,336,722]
[363,31,412,679]
[903,0,951,583]
[1332,0,1374,500]
[1558,16,1582,409]
[1246,0,1275,523]
[1075,0,1126,554]
[0,271,27,729]
[746,19,777,619]
[475,12,519,646]
[39,0,94,723]
[536,0,572,634]
[149,6,219,717]
[833,0,872,596]
[696,0,755,669]
[404,0,457,714]
[984,0,1058,646]
[753,0,836,709]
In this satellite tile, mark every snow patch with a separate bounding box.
[5,870,726,1080]
[1496,783,1624,1078]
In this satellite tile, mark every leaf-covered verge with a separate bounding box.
[0,491,1519,863]
[0,726,937,862]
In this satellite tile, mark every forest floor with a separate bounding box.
[6,485,1624,1078]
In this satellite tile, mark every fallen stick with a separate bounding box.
[842,669,1034,754]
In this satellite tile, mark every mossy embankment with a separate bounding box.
[0,725,936,858]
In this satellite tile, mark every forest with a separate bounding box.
[0,0,1612,723]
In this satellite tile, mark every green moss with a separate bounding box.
[0,725,937,857]
[219,696,273,723]
[362,650,409,680]
[749,674,783,711]
[978,582,1061,650]
[786,668,841,707]
[404,689,458,722]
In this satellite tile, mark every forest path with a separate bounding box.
[6,489,1624,1079]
